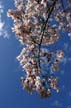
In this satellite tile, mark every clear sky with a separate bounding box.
[0,0,71,108]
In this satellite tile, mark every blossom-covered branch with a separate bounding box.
[7,0,71,98]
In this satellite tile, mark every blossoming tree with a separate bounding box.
[7,0,71,98]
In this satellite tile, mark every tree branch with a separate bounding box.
[38,0,58,68]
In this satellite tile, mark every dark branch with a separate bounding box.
[38,0,58,68]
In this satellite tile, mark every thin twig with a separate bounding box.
[38,0,58,68]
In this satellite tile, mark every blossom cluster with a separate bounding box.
[7,0,70,98]
[17,45,63,97]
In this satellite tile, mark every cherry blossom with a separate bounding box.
[7,0,71,98]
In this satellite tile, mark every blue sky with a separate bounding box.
[0,0,71,108]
